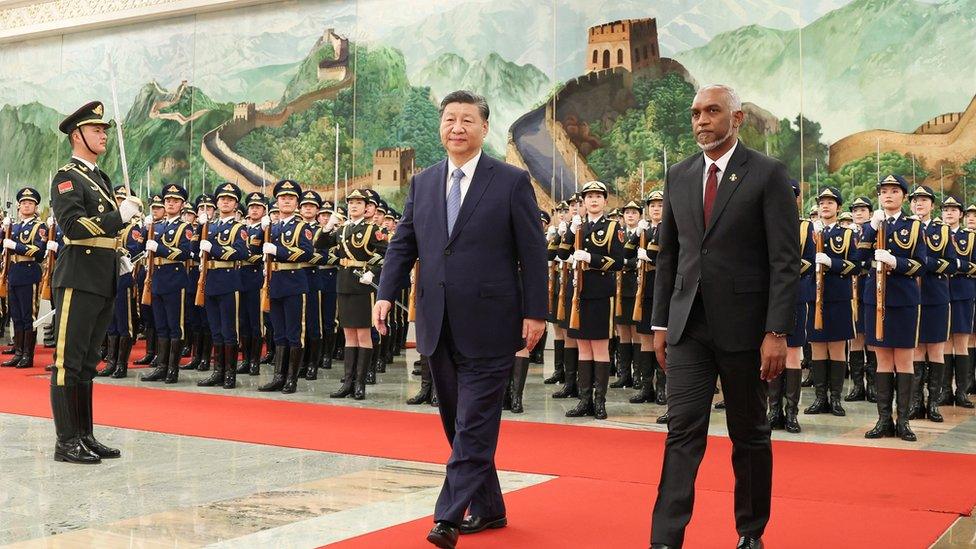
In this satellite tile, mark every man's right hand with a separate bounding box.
[654,330,667,371]
[373,300,392,335]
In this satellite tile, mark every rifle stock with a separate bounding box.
[194,222,209,307]
[39,220,55,301]
[260,225,272,313]
[875,223,886,341]
[0,223,13,298]
[814,231,825,330]
[632,230,647,322]
[141,222,155,305]
[569,226,584,330]
[408,260,418,322]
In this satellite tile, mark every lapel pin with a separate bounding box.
[729,173,738,182]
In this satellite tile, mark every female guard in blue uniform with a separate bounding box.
[769,181,814,434]
[197,182,249,389]
[861,175,926,441]
[940,197,976,409]
[847,196,875,401]
[0,187,47,369]
[807,187,859,417]
[182,194,213,372]
[907,187,955,423]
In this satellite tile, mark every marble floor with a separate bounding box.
[3,341,976,548]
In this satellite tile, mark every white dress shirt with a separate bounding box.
[72,156,97,172]
[446,150,483,205]
[702,141,738,204]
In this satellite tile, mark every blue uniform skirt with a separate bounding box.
[866,305,919,349]
[567,297,613,340]
[919,303,950,343]
[807,300,854,343]
[636,296,653,334]
[951,299,974,335]
[787,302,809,348]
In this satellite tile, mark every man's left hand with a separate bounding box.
[760,332,787,381]
[522,318,546,351]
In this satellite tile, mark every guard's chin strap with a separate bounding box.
[75,128,98,157]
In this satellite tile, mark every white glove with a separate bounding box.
[557,221,567,237]
[118,255,133,276]
[875,249,897,268]
[199,240,212,254]
[573,250,591,263]
[815,252,831,267]
[260,215,271,230]
[197,211,209,225]
[637,219,650,232]
[812,220,824,233]
[47,216,54,228]
[46,241,58,253]
[570,214,582,233]
[1,217,10,230]
[324,216,338,232]
[409,268,416,284]
[637,248,650,262]
[2,238,15,250]
[547,226,557,239]
[870,209,885,230]
[145,240,158,253]
[119,196,142,223]
[359,270,374,285]
[144,214,153,227]
[262,242,277,256]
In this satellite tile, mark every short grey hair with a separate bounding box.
[439,90,490,121]
[697,84,742,112]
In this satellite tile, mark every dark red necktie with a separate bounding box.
[703,163,719,226]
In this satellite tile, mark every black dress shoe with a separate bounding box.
[426,522,459,549]
[650,545,672,549]
[460,514,507,534]
[737,536,763,549]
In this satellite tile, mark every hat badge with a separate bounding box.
[167,185,178,192]
[93,104,103,116]
[883,175,898,183]
[729,174,738,182]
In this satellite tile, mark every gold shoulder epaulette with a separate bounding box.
[58,162,76,173]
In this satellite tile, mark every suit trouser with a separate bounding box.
[651,295,771,547]
[270,294,305,347]
[50,286,115,386]
[238,286,262,338]
[9,282,35,331]
[428,316,513,525]
[205,291,239,345]
[152,290,185,339]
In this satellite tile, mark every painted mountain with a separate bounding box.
[674,0,976,141]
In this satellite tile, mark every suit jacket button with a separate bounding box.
[702,248,708,255]
[438,282,445,287]
[444,249,452,256]
[85,249,91,255]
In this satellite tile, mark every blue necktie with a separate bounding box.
[446,168,464,235]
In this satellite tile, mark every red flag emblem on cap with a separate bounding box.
[57,181,73,194]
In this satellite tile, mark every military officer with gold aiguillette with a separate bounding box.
[49,101,142,464]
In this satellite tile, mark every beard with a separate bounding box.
[696,124,736,152]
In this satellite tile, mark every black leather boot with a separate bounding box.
[77,382,121,458]
[845,350,866,401]
[134,326,156,365]
[304,338,321,380]
[908,360,927,420]
[375,336,387,373]
[165,338,182,384]
[223,343,239,389]
[865,350,878,402]
[552,347,579,398]
[939,354,955,406]
[608,337,618,377]
[510,356,529,414]
[281,346,303,394]
[654,356,667,405]
[502,374,512,411]
[15,330,35,368]
[865,372,896,439]
[895,372,917,441]
[258,345,287,392]
[767,373,785,429]
[566,360,594,417]
[51,385,100,464]
[592,361,610,420]
[544,339,565,384]
[111,336,133,379]
[198,343,225,387]
[354,347,371,400]
[969,348,976,395]
[260,331,275,364]
[237,336,252,375]
[1,329,23,367]
[530,328,546,364]
[407,356,433,405]
[249,336,262,375]
[631,343,643,388]
[800,366,813,388]
[321,331,335,370]
[629,351,655,404]
[804,360,830,414]
[181,328,194,357]
[331,347,358,398]
[44,321,55,347]
[610,343,633,388]
[140,337,170,382]
[97,335,120,377]
[197,331,212,372]
[828,360,846,416]
[953,354,974,408]
[927,360,945,422]
[181,330,202,370]
[784,369,802,433]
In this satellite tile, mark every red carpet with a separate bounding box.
[2,345,974,547]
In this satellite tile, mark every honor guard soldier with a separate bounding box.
[628,190,665,407]
[1,187,46,369]
[612,199,645,390]
[808,205,819,222]
[49,101,142,463]
[317,199,339,373]
[328,189,386,400]
[544,201,570,385]
[297,189,326,380]
[941,196,976,408]
[141,184,194,384]
[258,180,315,394]
[807,186,860,417]
[237,191,267,376]
[552,194,582,401]
[556,181,625,420]
[860,174,926,441]
[905,186,954,422]
[768,181,814,434]
[182,194,213,371]
[848,196,875,401]
[97,186,145,378]
[196,182,249,389]
[134,193,164,367]
[260,201,281,366]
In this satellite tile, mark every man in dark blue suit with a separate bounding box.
[374,90,547,549]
